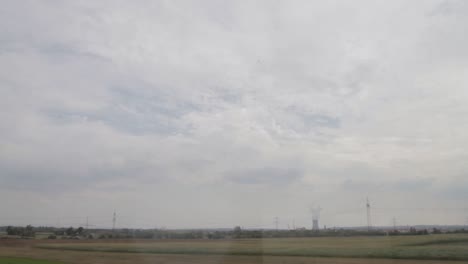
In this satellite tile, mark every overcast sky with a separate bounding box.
[1,0,468,229]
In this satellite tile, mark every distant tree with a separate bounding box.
[233,226,242,238]
[66,227,75,236]
[6,225,35,237]
[6,226,14,236]
[54,230,65,236]
[24,225,35,237]
[76,227,84,235]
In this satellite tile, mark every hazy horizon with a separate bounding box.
[1,0,468,229]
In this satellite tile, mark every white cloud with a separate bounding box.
[1,0,468,228]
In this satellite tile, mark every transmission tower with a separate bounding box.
[366,197,372,231]
[112,210,116,231]
[274,217,279,231]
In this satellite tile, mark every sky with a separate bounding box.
[1,0,468,229]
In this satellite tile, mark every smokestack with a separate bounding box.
[312,219,319,231]
[310,206,322,231]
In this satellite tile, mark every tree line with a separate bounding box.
[2,225,467,239]
[5,225,35,237]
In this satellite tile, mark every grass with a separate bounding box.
[0,257,63,264]
[35,234,468,261]
[34,233,54,240]
[407,237,468,246]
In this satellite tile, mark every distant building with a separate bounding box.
[312,219,319,231]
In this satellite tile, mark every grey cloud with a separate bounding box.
[0,151,172,193]
[0,162,91,192]
[38,44,109,63]
[44,85,198,135]
[300,113,340,129]
[428,0,468,16]
[1,0,468,227]
[341,177,435,193]
[393,178,435,191]
[227,167,303,185]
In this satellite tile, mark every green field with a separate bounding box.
[36,234,468,261]
[0,257,63,264]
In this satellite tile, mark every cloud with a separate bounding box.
[227,167,303,185]
[428,0,468,16]
[1,0,468,227]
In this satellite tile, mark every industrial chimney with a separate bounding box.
[310,206,322,231]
